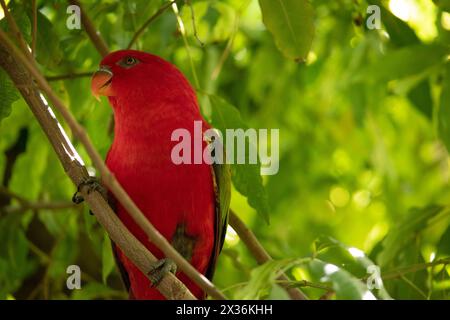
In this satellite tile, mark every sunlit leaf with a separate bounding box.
[259,0,315,61]
[205,94,270,223]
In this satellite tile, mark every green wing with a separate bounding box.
[205,159,231,280]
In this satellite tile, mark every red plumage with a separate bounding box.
[93,50,218,299]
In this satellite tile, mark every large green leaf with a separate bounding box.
[236,259,298,299]
[259,0,315,61]
[371,0,419,47]
[407,79,433,119]
[181,0,236,44]
[355,44,449,82]
[313,236,392,299]
[206,95,270,223]
[33,11,63,69]
[0,214,36,299]
[433,0,450,11]
[377,205,445,267]
[0,70,19,124]
[308,259,376,300]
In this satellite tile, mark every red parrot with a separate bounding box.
[89,50,230,299]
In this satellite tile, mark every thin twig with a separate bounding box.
[229,210,308,300]
[379,258,450,281]
[171,1,200,88]
[185,0,204,46]
[68,0,109,57]
[0,186,28,204]
[276,279,333,292]
[0,0,31,56]
[127,0,177,50]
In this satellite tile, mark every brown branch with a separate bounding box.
[68,0,109,57]
[0,185,28,204]
[46,71,93,81]
[0,0,30,56]
[380,258,450,281]
[126,0,177,50]
[229,210,308,300]
[185,0,204,46]
[0,27,225,300]
[0,32,196,301]
[279,279,333,292]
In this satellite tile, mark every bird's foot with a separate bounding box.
[147,258,177,287]
[72,176,106,204]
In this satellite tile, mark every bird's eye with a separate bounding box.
[118,56,139,68]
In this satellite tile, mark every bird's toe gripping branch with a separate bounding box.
[72,176,107,204]
[147,258,178,287]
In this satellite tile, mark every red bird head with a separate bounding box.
[91,50,198,116]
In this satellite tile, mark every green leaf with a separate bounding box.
[259,0,315,61]
[181,1,236,44]
[32,11,63,69]
[438,63,450,151]
[313,236,392,299]
[0,70,19,124]
[236,259,297,299]
[377,205,445,267]
[0,2,31,43]
[356,44,449,82]
[309,259,376,300]
[407,79,433,119]
[437,225,450,257]
[433,0,450,11]
[48,236,78,278]
[0,215,36,298]
[101,232,115,284]
[206,94,270,223]
[371,0,419,47]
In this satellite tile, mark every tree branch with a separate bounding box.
[0,0,29,56]
[229,210,308,300]
[380,258,450,281]
[68,0,109,57]
[127,0,178,50]
[0,32,197,301]
[0,24,226,299]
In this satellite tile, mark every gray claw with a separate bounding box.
[147,258,177,287]
[72,176,106,204]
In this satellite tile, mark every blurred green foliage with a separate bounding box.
[1,0,450,300]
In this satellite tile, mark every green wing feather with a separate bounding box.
[205,158,231,280]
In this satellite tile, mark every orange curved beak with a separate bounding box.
[91,66,113,101]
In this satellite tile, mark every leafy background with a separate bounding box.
[1,0,450,300]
